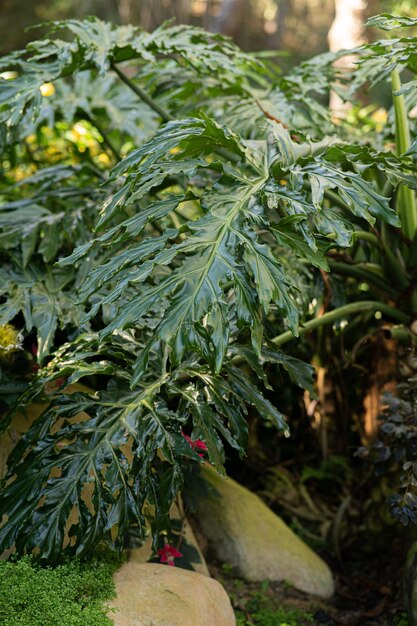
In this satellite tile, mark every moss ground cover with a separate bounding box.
[0,556,118,626]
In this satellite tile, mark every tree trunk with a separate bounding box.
[118,0,132,24]
[212,0,244,38]
[328,0,367,115]
[274,0,292,50]
[175,0,192,24]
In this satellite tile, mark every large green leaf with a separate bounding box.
[59,114,405,382]
[60,116,303,381]
[0,334,290,559]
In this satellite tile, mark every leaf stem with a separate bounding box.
[382,178,393,199]
[111,63,173,123]
[327,260,400,296]
[353,230,380,247]
[391,65,417,239]
[271,301,410,347]
[324,189,350,211]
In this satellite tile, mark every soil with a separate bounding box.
[212,547,407,625]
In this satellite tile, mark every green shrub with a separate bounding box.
[1,12,417,560]
[0,556,117,626]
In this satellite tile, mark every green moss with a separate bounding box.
[236,601,315,626]
[0,556,118,625]
[222,573,317,626]
[232,579,315,626]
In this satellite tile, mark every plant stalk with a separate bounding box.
[391,65,417,240]
[327,260,400,296]
[324,189,350,212]
[271,301,410,348]
[353,230,380,247]
[111,63,173,123]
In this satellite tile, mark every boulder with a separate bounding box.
[193,465,334,598]
[108,562,236,626]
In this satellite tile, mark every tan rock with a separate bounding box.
[193,465,334,598]
[108,562,236,626]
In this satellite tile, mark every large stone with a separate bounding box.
[193,465,334,598]
[108,562,236,626]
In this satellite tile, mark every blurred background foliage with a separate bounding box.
[0,0,416,62]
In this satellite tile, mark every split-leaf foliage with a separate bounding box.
[1,14,417,561]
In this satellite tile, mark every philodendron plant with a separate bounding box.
[0,14,416,561]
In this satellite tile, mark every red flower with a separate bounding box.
[182,432,208,457]
[182,433,193,446]
[157,544,183,567]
